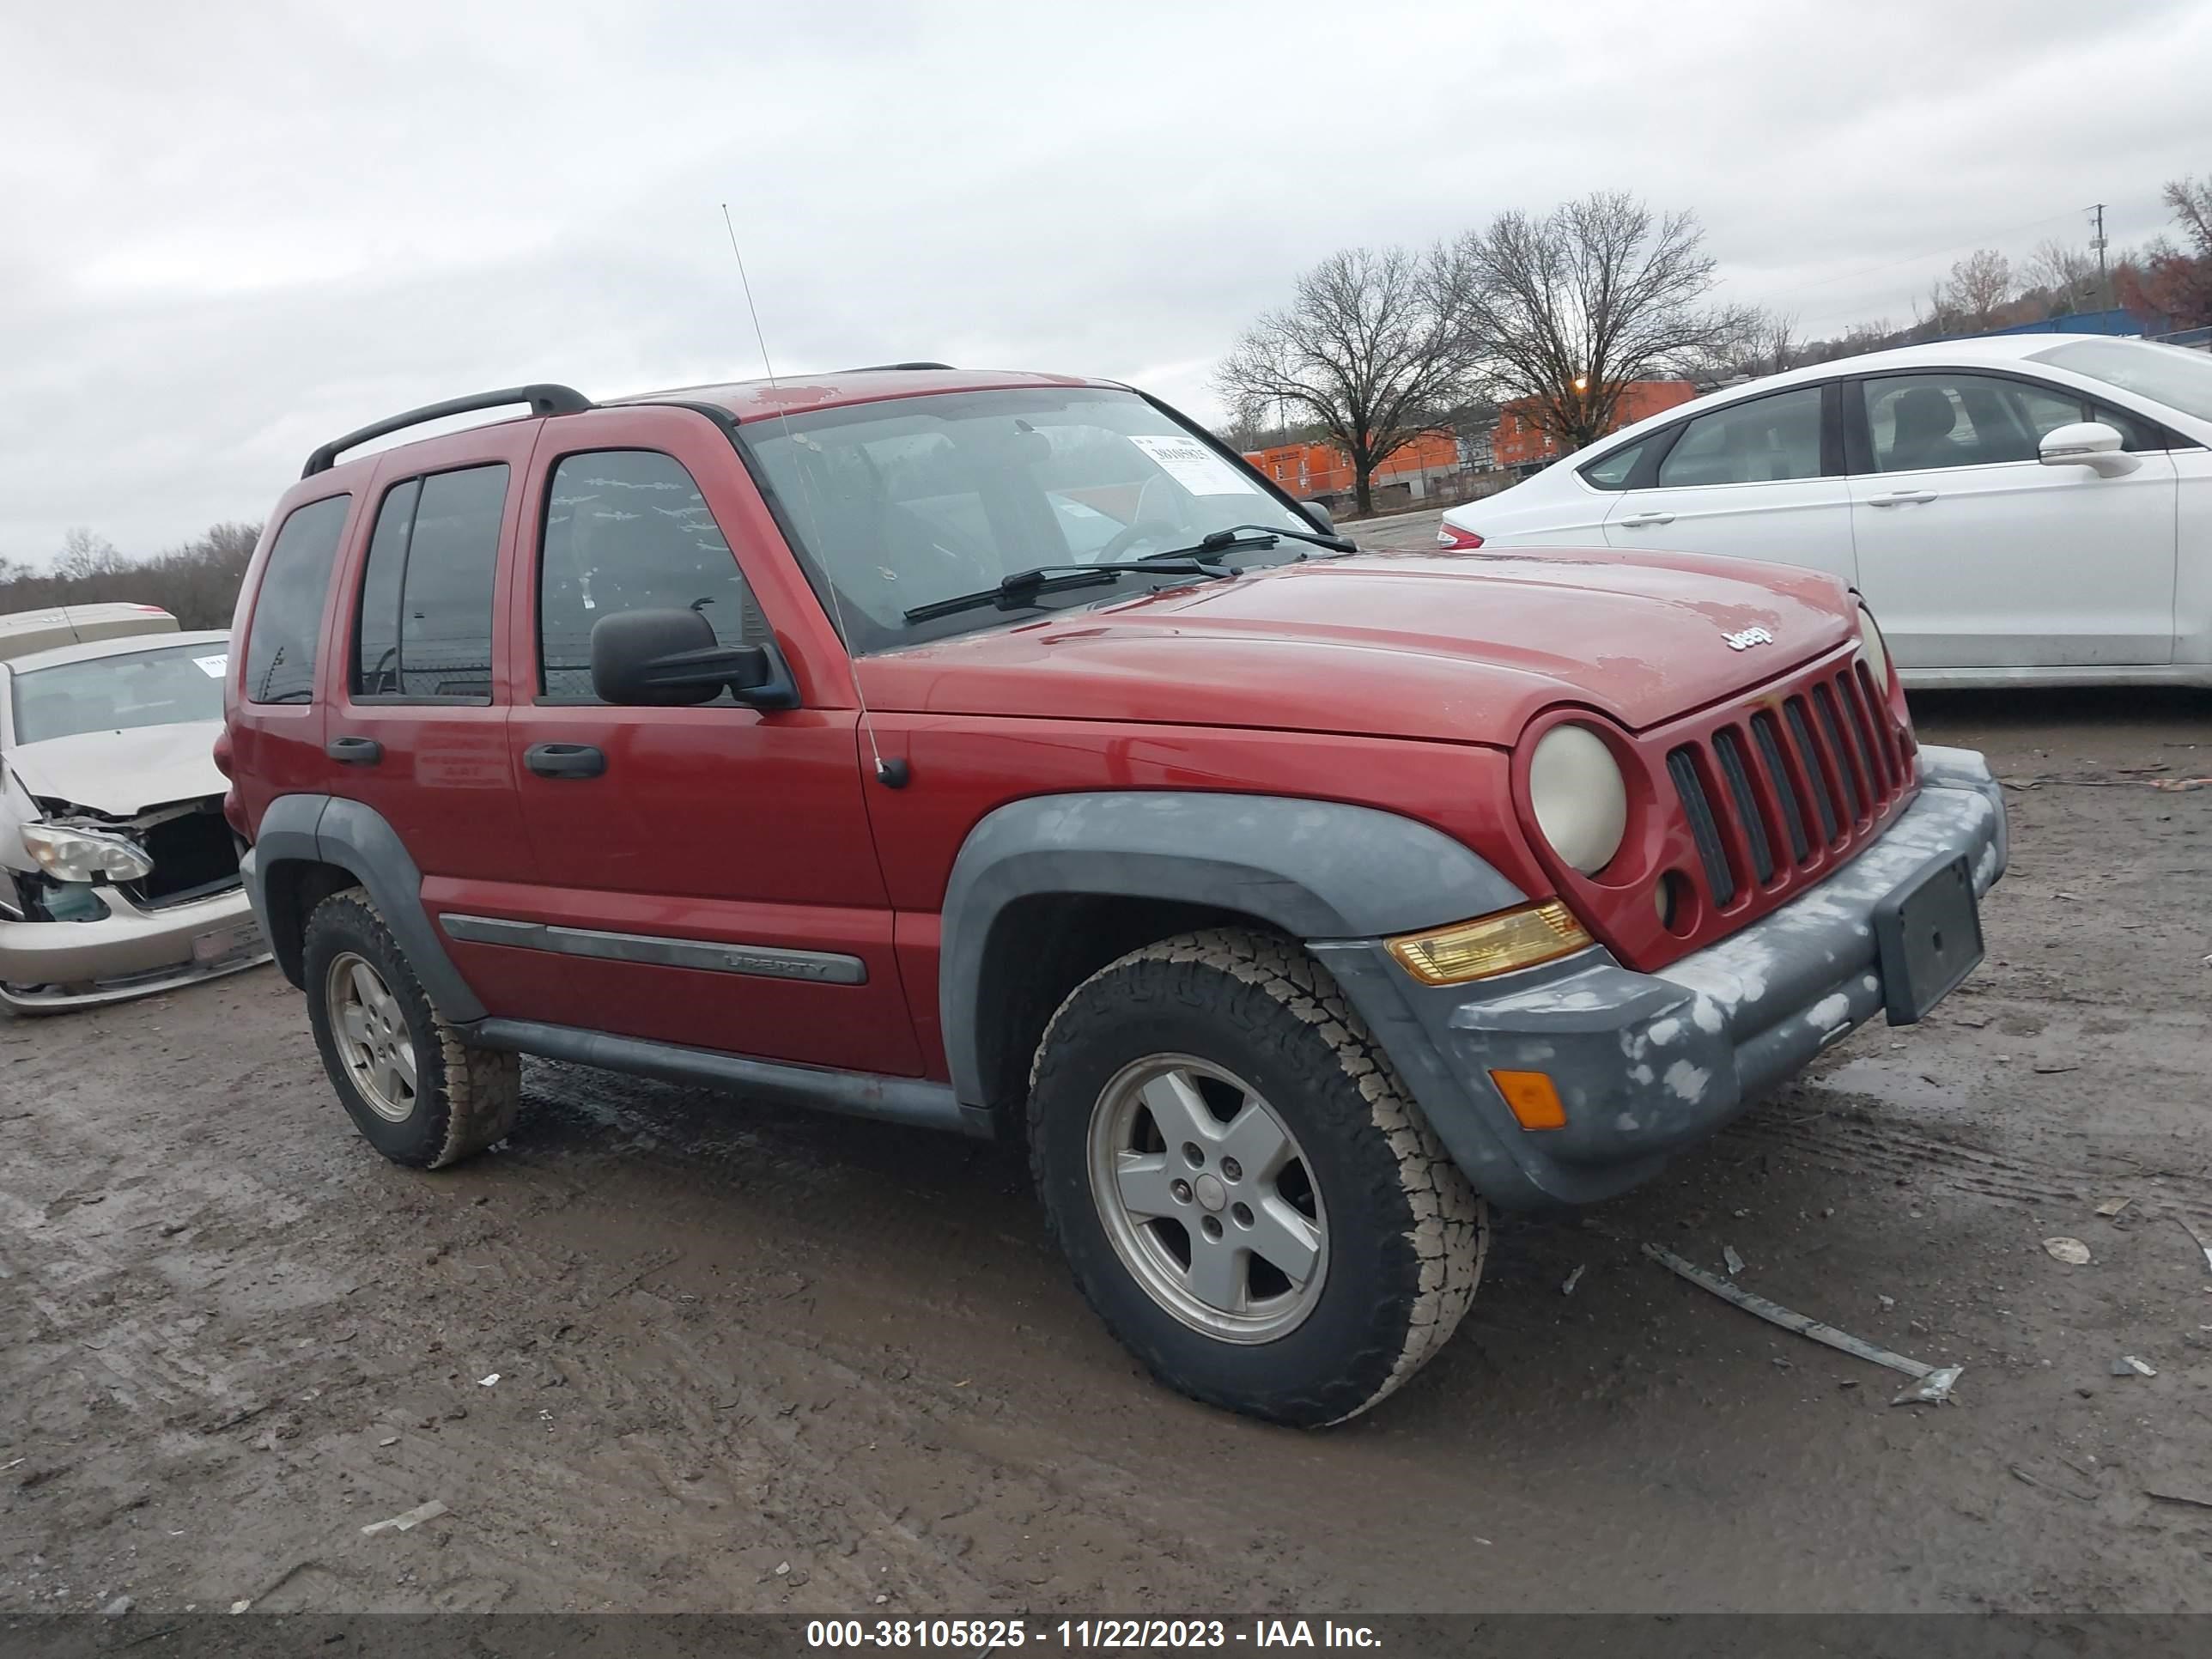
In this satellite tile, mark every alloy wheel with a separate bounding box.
[326,951,419,1124]
[1086,1054,1328,1342]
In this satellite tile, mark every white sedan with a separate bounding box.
[1437,335,2212,688]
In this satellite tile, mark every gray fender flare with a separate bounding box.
[937,791,1525,1109]
[240,793,485,1022]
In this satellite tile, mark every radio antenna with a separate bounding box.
[720,204,903,787]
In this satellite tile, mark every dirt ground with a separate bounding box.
[4,678,2209,1616]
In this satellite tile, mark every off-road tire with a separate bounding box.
[1028,927,1487,1426]
[301,887,520,1169]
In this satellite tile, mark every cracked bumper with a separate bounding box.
[1314,745,2007,1210]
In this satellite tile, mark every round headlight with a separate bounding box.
[1857,605,1891,690]
[1528,723,1628,876]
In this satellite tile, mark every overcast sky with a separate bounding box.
[2,0,2205,564]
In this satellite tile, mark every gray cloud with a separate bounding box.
[2,0,2204,561]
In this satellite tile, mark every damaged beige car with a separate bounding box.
[1,629,267,1012]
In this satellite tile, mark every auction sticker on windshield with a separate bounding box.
[193,654,228,678]
[1127,434,1260,497]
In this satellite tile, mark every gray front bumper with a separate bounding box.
[1312,745,2007,1211]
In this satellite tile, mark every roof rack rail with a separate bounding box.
[843,361,954,373]
[302,384,593,477]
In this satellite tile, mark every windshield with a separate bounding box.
[738,388,1314,650]
[10,641,229,744]
[2029,338,2212,425]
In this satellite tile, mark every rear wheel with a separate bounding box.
[1029,929,1486,1426]
[301,888,520,1168]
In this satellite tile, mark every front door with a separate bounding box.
[1601,384,1860,586]
[481,410,921,1077]
[1845,369,2179,669]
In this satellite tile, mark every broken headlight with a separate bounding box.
[19,823,154,884]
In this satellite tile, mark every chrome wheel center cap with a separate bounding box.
[1194,1173,1228,1212]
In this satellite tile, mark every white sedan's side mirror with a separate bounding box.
[2039,421,2142,477]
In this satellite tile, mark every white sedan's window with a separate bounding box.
[1655,387,1825,487]
[1863,374,2087,471]
[1580,438,1648,489]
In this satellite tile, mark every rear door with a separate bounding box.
[322,425,542,963]
[484,406,921,1075]
[1844,369,2179,669]
[1600,384,1859,586]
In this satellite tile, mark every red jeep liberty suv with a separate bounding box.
[222,367,2005,1426]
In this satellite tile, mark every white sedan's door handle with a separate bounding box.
[1866,489,1938,506]
[1615,512,1675,527]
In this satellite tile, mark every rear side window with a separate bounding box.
[244,494,350,704]
[538,450,769,701]
[1656,387,1826,487]
[350,465,508,701]
[1580,439,1648,490]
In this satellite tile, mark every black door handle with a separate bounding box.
[525,741,606,779]
[326,736,383,765]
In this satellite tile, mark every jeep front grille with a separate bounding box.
[1665,659,1909,914]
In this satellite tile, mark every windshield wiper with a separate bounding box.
[902,558,1234,625]
[1139,522,1357,566]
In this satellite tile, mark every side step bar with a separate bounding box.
[465,1018,985,1138]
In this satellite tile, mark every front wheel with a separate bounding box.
[1028,929,1486,1426]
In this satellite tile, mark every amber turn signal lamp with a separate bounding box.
[1490,1069,1568,1131]
[1384,901,1593,986]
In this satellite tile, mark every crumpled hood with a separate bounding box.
[5,719,227,818]
[860,548,1856,744]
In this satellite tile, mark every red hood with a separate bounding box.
[858,547,1856,744]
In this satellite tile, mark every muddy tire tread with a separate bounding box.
[1029,927,1486,1425]
[303,887,520,1169]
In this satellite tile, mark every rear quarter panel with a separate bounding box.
[1452,466,1616,544]
[224,486,371,831]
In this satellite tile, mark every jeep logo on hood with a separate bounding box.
[1723,625,1776,651]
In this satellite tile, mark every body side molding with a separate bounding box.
[439,914,867,985]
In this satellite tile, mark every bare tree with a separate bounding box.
[1939,248,2014,332]
[1446,192,1753,453]
[2025,239,2098,311]
[2115,174,2212,329]
[1218,409,1273,455]
[1754,309,1802,376]
[1215,246,1477,514]
[2166,173,2212,259]
[56,526,123,580]
[1914,280,1952,339]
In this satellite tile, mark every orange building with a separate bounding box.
[1243,431,1462,501]
[1492,381,1698,471]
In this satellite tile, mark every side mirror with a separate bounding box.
[2039,422,2141,478]
[589,608,797,708]
[1301,500,1336,536]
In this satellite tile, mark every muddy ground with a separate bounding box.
[4,681,2209,1616]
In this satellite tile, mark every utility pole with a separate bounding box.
[2090,203,2109,309]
